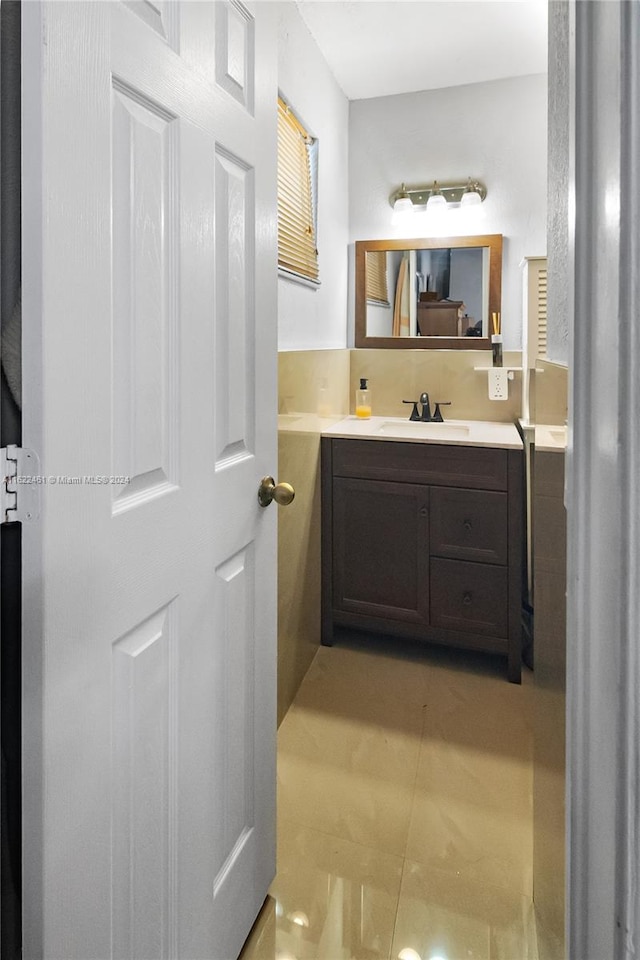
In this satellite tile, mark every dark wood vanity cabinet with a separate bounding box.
[321,437,524,682]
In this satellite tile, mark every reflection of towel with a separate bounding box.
[392,257,410,337]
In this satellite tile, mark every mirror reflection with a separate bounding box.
[367,246,487,338]
[355,235,502,350]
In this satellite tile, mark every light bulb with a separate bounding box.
[426,194,447,210]
[461,189,481,207]
[393,196,413,215]
[392,194,415,227]
[461,179,482,207]
[426,181,446,212]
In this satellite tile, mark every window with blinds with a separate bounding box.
[277,97,319,283]
[366,251,389,304]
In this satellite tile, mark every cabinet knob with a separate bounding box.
[463,519,472,532]
[463,592,473,606]
[419,507,428,517]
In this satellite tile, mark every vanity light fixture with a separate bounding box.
[391,183,414,225]
[389,178,487,212]
[392,182,413,216]
[461,177,483,206]
[426,180,446,211]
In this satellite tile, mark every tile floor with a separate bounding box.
[242,632,537,960]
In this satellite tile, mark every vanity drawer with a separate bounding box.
[330,439,508,491]
[430,488,508,564]
[430,558,508,638]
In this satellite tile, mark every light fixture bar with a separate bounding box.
[389,179,487,208]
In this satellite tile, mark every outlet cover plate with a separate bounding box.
[488,368,509,401]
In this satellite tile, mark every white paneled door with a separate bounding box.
[21,2,278,957]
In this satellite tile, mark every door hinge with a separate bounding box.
[1,445,41,524]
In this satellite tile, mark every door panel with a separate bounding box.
[122,0,179,46]
[215,0,255,111]
[112,601,179,960]
[21,3,277,958]
[214,145,255,464]
[111,78,180,508]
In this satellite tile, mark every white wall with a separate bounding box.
[349,74,548,349]
[277,2,349,351]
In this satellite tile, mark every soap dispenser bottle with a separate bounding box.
[355,378,371,419]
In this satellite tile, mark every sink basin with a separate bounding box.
[321,416,523,449]
[376,420,471,441]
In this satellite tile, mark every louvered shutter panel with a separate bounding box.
[524,256,548,367]
[536,265,548,358]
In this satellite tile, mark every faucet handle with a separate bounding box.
[402,400,421,421]
[432,402,451,422]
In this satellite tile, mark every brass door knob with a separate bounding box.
[258,476,295,508]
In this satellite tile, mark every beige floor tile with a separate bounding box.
[239,896,277,960]
[406,660,533,897]
[277,644,427,856]
[271,640,536,959]
[292,643,433,721]
[391,859,538,960]
[269,820,404,960]
[405,744,532,897]
[277,702,420,857]
[420,652,534,738]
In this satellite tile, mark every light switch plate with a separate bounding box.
[488,368,509,401]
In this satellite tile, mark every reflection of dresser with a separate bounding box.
[417,300,464,337]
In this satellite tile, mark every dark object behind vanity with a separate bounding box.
[416,300,465,337]
[321,437,524,682]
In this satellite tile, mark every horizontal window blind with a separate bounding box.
[366,251,389,303]
[277,97,318,282]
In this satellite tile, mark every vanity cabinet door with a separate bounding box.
[331,477,429,626]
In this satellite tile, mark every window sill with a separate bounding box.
[278,267,321,290]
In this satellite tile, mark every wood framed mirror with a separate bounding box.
[355,234,503,349]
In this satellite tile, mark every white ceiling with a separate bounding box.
[294,0,548,101]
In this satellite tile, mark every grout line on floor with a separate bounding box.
[388,856,412,960]
[400,702,430,863]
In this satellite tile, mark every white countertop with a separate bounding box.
[534,423,567,452]
[278,413,346,434]
[319,415,523,450]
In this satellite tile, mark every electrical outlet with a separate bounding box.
[488,368,509,401]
